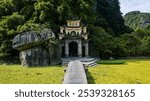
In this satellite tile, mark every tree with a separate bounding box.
[0,0,15,17]
[0,12,24,59]
[96,0,129,36]
[141,36,150,56]
[89,25,116,58]
[118,34,142,56]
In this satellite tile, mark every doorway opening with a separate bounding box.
[82,46,85,57]
[61,46,65,57]
[69,41,78,57]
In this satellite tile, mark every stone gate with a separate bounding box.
[59,20,89,57]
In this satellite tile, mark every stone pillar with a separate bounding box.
[78,40,82,57]
[65,41,69,57]
[85,42,89,57]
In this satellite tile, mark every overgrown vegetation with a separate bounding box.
[123,11,150,57]
[0,65,64,84]
[88,59,150,84]
[0,0,150,61]
[0,0,133,61]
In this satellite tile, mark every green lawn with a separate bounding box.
[0,65,64,84]
[88,59,150,84]
[0,59,150,84]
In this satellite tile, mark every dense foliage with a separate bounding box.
[0,0,149,62]
[123,11,150,57]
[124,11,150,30]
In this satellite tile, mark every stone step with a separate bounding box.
[61,57,99,67]
[62,60,98,67]
[87,62,97,67]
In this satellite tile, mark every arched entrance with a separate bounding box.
[69,41,78,57]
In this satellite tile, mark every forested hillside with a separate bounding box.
[124,11,150,30]
[1,0,149,62]
[123,11,150,57]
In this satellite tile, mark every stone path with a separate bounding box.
[63,60,88,84]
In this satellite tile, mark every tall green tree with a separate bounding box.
[0,12,24,59]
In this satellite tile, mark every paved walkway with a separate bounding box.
[63,60,88,84]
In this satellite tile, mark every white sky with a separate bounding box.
[119,0,150,15]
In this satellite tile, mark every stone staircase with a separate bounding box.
[61,57,99,67]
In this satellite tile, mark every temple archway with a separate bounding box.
[69,41,78,57]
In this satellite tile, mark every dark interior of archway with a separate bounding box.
[69,42,78,57]
[82,46,85,57]
[61,46,65,57]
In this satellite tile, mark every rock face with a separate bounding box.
[19,47,48,67]
[12,31,40,51]
[12,29,55,51]
[12,28,60,67]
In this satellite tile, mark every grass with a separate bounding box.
[0,59,150,84]
[88,59,150,84]
[0,65,64,84]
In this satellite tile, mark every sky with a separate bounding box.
[119,0,150,15]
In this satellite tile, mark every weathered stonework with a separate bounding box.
[19,47,49,67]
[12,28,60,67]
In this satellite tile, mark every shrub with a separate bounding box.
[97,60,126,65]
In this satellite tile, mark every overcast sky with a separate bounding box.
[119,0,150,15]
